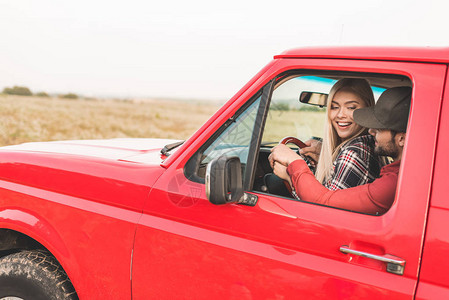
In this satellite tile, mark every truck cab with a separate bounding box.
[1,47,449,299]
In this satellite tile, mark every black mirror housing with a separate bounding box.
[206,156,244,205]
[299,91,328,107]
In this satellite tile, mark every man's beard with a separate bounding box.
[375,141,399,159]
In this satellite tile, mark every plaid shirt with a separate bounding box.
[324,135,381,191]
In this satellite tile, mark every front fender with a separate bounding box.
[0,179,142,300]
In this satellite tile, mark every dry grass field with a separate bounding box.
[0,95,326,147]
[0,95,221,147]
[263,109,326,142]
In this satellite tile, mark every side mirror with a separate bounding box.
[205,156,244,205]
[299,91,328,107]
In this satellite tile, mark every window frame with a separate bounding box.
[251,70,414,212]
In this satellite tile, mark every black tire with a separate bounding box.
[0,250,78,300]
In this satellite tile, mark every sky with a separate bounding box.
[0,0,448,101]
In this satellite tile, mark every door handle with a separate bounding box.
[340,245,406,275]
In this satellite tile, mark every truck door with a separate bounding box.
[415,67,449,300]
[132,58,446,299]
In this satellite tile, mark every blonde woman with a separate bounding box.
[300,78,381,190]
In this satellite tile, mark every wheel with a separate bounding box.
[0,250,78,300]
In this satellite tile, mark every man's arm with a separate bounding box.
[287,160,397,215]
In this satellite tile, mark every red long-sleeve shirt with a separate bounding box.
[287,159,401,215]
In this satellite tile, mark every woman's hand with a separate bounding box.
[299,139,322,163]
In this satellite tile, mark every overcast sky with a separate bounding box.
[0,0,448,100]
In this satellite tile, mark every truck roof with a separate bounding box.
[275,47,449,64]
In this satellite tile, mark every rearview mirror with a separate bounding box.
[300,91,328,107]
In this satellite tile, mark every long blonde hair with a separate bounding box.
[315,78,375,184]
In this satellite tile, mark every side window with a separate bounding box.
[201,96,261,166]
[190,70,411,215]
[254,72,412,216]
[191,93,262,182]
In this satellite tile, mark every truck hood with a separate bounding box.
[1,138,182,164]
[0,138,183,212]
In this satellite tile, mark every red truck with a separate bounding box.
[0,47,448,299]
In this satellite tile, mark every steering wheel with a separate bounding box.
[279,136,307,149]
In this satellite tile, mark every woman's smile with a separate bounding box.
[330,89,366,141]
